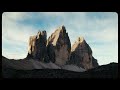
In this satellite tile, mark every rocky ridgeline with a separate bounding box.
[26,25,99,70]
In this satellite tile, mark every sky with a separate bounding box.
[2,12,118,65]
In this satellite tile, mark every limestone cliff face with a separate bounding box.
[26,25,98,69]
[27,31,48,62]
[67,37,98,70]
[47,26,71,66]
[3,25,99,72]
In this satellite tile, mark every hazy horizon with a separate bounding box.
[2,12,118,65]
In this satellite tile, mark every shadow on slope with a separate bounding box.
[2,63,118,78]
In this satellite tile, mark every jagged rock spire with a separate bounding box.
[26,26,98,69]
[67,36,98,70]
[47,25,71,66]
[27,30,49,62]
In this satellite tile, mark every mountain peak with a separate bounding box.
[55,25,66,33]
[27,25,98,69]
[68,36,98,70]
[27,30,48,62]
[37,30,47,39]
[59,25,65,29]
[77,36,84,43]
[47,25,71,65]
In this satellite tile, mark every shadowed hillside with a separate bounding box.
[2,63,118,78]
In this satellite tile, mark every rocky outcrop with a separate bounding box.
[67,37,98,70]
[26,26,98,69]
[3,25,99,73]
[47,25,71,66]
[27,31,49,62]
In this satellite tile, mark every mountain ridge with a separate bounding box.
[2,25,118,78]
[25,25,99,70]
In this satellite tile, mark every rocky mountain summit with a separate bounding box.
[27,25,98,69]
[2,25,99,73]
[67,37,98,70]
[27,31,49,62]
[47,25,71,66]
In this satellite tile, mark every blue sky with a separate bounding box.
[2,12,118,65]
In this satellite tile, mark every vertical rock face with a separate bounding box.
[67,37,98,70]
[26,26,98,70]
[27,31,48,62]
[47,25,71,66]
